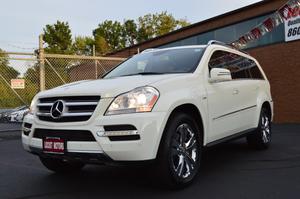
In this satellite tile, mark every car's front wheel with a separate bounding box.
[247,107,272,149]
[156,112,202,188]
[39,157,85,173]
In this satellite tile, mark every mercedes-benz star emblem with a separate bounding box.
[50,100,65,119]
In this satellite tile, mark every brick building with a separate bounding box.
[107,0,300,123]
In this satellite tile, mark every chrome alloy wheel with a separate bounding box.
[171,123,198,179]
[261,113,271,143]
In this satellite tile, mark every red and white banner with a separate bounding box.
[230,0,300,48]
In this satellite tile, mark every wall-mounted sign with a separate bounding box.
[284,6,300,42]
[11,79,25,89]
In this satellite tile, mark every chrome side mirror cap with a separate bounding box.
[209,68,232,83]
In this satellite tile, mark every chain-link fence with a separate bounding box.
[43,54,124,90]
[0,51,124,123]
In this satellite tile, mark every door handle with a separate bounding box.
[233,89,239,95]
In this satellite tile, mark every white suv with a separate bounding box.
[22,41,273,188]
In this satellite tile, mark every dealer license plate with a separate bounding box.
[43,137,65,154]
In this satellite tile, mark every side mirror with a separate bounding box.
[209,68,232,83]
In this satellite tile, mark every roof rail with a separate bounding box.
[207,40,249,55]
[142,48,157,53]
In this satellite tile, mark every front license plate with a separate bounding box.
[43,137,65,154]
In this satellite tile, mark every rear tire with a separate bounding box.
[247,107,272,150]
[40,157,85,173]
[156,112,202,189]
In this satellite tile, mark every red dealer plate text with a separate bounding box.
[43,137,65,154]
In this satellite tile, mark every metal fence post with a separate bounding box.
[93,45,98,79]
[39,34,45,91]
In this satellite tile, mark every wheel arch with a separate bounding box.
[261,101,272,118]
[156,103,205,160]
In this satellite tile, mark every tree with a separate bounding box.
[137,14,156,42]
[92,12,190,54]
[72,36,95,56]
[43,21,73,54]
[0,49,19,81]
[137,11,190,43]
[0,49,23,107]
[93,20,126,52]
[123,20,138,46]
[94,36,110,55]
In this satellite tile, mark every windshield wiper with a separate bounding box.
[120,72,166,77]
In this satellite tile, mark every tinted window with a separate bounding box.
[208,50,264,80]
[104,48,204,78]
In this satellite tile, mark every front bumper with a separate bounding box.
[22,108,168,162]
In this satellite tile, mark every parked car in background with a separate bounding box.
[9,106,29,122]
[0,109,11,122]
[0,106,29,123]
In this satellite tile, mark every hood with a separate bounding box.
[37,74,183,98]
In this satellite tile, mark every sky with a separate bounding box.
[0,0,262,52]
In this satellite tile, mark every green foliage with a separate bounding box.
[93,20,126,52]
[92,11,190,53]
[42,12,189,55]
[137,11,190,42]
[0,49,19,81]
[123,20,138,46]
[94,36,110,55]
[72,36,95,56]
[43,21,73,54]
[0,48,24,108]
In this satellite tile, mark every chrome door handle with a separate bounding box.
[233,89,239,95]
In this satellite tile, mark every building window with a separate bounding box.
[159,13,285,50]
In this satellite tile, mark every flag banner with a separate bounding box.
[251,27,262,39]
[273,12,284,26]
[263,18,275,32]
[230,0,300,49]
[258,23,269,36]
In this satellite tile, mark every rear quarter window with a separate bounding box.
[208,50,264,80]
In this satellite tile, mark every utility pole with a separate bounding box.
[39,34,45,91]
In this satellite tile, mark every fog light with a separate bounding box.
[96,130,138,137]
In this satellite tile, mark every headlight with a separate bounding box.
[29,97,38,115]
[105,86,159,116]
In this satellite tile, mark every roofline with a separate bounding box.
[108,0,270,55]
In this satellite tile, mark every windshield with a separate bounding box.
[104,47,204,78]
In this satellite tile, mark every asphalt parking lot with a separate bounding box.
[0,124,300,199]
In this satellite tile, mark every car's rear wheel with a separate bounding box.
[247,107,272,149]
[156,112,202,188]
[39,157,85,173]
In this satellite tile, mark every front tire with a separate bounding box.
[156,113,202,188]
[247,107,272,149]
[40,157,85,173]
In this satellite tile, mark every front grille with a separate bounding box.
[33,128,96,141]
[36,96,100,122]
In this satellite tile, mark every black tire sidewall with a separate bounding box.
[157,112,202,187]
[247,107,272,149]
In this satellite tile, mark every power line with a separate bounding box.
[0,43,37,50]
[0,40,37,45]
[0,40,37,50]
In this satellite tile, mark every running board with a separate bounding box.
[205,128,256,147]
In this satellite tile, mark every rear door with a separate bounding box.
[228,55,262,131]
[205,50,258,142]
